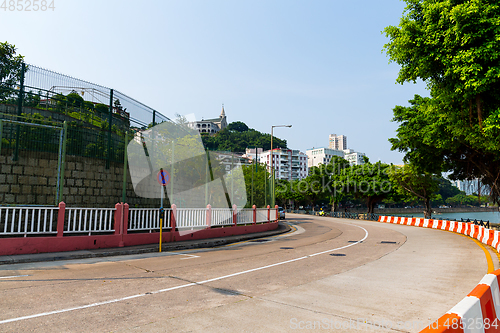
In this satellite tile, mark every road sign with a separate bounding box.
[157,169,170,186]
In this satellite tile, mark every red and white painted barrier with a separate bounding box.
[378,215,500,332]
[0,203,280,256]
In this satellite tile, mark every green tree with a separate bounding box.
[242,162,270,208]
[227,121,249,132]
[66,92,84,107]
[0,41,25,101]
[384,0,500,205]
[389,164,440,218]
[437,177,463,202]
[328,157,393,214]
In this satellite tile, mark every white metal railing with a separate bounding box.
[128,208,171,231]
[236,209,254,225]
[65,207,115,234]
[176,208,207,228]
[256,209,268,223]
[211,208,233,226]
[270,209,277,221]
[0,206,58,236]
[0,205,276,237]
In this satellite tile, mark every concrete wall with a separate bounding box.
[0,149,159,207]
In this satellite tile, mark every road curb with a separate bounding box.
[0,222,291,265]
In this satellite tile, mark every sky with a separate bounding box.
[0,0,430,164]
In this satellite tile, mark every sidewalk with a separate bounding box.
[0,222,290,265]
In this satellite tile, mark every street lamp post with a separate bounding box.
[271,125,292,207]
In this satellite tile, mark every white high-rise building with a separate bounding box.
[329,134,347,151]
[305,147,366,167]
[259,148,308,180]
[306,147,344,168]
[343,150,366,166]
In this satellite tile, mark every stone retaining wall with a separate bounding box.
[0,149,158,207]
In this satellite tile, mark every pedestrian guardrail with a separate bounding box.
[128,208,171,232]
[0,206,58,236]
[211,208,233,227]
[0,203,279,237]
[236,209,254,225]
[65,207,115,234]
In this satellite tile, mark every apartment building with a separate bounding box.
[259,148,309,180]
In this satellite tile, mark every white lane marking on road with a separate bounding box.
[0,225,368,325]
[168,252,200,260]
[0,275,29,279]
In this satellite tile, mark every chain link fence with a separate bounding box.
[0,63,170,207]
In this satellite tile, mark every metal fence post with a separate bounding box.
[106,89,113,169]
[0,119,3,154]
[122,131,128,203]
[57,121,68,204]
[13,63,26,162]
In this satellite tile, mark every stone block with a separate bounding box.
[0,185,9,193]
[38,177,48,186]
[66,179,75,186]
[4,194,15,203]
[70,187,78,195]
[36,196,46,205]
[75,179,83,187]
[39,159,49,168]
[12,166,23,174]
[90,180,96,187]
[67,162,75,170]
[75,162,83,171]
[1,165,12,174]
[24,166,34,175]
[84,180,91,187]
[7,175,17,184]
[0,174,5,183]
[78,188,85,195]
[22,185,32,193]
[27,158,37,167]
[86,188,93,195]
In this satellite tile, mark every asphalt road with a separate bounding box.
[0,213,493,332]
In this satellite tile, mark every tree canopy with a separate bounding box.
[201,121,287,152]
[389,164,439,218]
[0,41,25,101]
[384,0,500,205]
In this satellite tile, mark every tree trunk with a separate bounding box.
[476,94,483,129]
[469,100,473,127]
[423,198,432,219]
[366,197,374,214]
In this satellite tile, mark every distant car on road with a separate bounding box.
[278,207,285,220]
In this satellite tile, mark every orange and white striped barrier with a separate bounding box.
[377,215,500,332]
